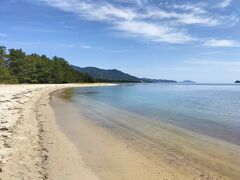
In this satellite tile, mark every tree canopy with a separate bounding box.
[0,45,94,84]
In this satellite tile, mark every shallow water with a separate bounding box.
[52,83,240,179]
[67,83,240,145]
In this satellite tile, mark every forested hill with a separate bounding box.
[72,66,178,83]
[0,45,178,84]
[141,78,177,83]
[0,46,94,84]
[179,80,196,84]
[72,66,141,82]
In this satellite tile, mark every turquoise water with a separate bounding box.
[69,84,240,145]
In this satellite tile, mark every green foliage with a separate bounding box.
[0,65,19,84]
[0,46,7,61]
[0,45,94,84]
[0,46,18,84]
[8,48,26,61]
[72,66,141,82]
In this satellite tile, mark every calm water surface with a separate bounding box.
[67,84,240,145]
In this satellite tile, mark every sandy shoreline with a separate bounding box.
[1,84,240,180]
[52,86,240,180]
[0,84,112,180]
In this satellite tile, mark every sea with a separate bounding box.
[62,83,240,145]
[51,83,240,179]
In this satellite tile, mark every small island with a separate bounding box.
[179,80,196,84]
[235,80,240,83]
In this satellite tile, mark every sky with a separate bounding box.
[0,0,240,83]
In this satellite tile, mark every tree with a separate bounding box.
[0,66,18,84]
[8,48,26,61]
[0,46,18,84]
[0,46,7,62]
[0,45,94,84]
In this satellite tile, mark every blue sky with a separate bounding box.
[0,0,240,83]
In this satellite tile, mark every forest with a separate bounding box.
[0,46,94,84]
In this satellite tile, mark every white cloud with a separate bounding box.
[144,8,219,26]
[177,14,219,26]
[114,20,195,44]
[0,32,7,37]
[171,4,206,14]
[38,0,137,21]
[38,0,197,44]
[80,44,91,49]
[217,0,232,8]
[204,39,240,47]
[135,0,148,6]
[36,0,238,45]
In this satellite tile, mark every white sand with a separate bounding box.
[0,84,112,180]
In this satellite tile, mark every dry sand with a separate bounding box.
[0,84,111,180]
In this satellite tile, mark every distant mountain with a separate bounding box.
[235,80,240,83]
[71,66,141,82]
[141,78,177,83]
[72,65,178,83]
[179,80,196,84]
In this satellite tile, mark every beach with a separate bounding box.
[52,85,240,180]
[1,84,240,180]
[2,0,240,179]
[0,84,111,180]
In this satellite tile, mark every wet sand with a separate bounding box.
[52,88,240,180]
